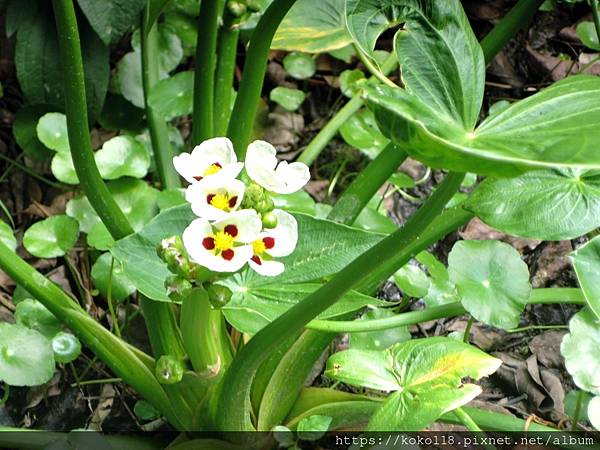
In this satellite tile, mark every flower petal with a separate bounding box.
[182,218,214,263]
[246,140,310,194]
[264,209,298,257]
[213,209,262,243]
[174,137,242,183]
[186,177,245,221]
[249,258,285,277]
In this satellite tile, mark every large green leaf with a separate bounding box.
[272,0,351,53]
[346,0,484,128]
[571,236,600,321]
[222,278,385,334]
[23,215,79,258]
[0,323,55,386]
[325,337,501,431]
[15,4,108,121]
[77,0,146,45]
[561,308,600,396]
[466,169,600,241]
[448,240,531,330]
[366,75,600,176]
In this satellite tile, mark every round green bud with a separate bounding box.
[227,0,247,16]
[155,355,184,385]
[165,275,193,302]
[261,211,278,229]
[207,284,233,308]
[52,332,82,363]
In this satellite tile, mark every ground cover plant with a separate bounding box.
[0,0,599,447]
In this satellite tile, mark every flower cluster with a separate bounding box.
[174,138,310,276]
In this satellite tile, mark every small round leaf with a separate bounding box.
[95,135,150,180]
[448,240,531,330]
[131,24,183,73]
[147,71,194,120]
[561,307,600,396]
[576,21,600,51]
[51,152,79,185]
[0,323,55,386]
[23,215,79,258]
[0,221,17,252]
[269,87,305,111]
[15,299,61,339]
[339,69,365,97]
[283,52,316,79]
[51,332,81,364]
[91,253,136,302]
[36,112,69,153]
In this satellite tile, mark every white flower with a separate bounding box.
[248,209,298,276]
[186,176,245,221]
[182,209,262,273]
[173,137,243,184]
[245,140,310,194]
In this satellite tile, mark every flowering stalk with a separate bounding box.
[227,0,297,159]
[214,11,240,136]
[141,5,180,189]
[192,0,221,143]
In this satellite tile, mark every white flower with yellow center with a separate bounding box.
[182,209,261,272]
[249,209,298,276]
[186,176,245,221]
[173,137,243,184]
[245,140,310,194]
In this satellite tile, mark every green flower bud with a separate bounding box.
[207,284,233,308]
[157,235,199,280]
[155,355,184,385]
[227,0,247,16]
[165,275,193,303]
[261,211,278,229]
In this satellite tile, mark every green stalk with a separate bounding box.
[227,0,297,159]
[257,330,334,431]
[327,144,406,224]
[216,172,465,431]
[141,7,180,189]
[192,0,221,143]
[140,299,185,360]
[180,287,232,378]
[454,408,497,450]
[214,13,240,136]
[297,54,397,166]
[480,0,545,64]
[0,240,183,429]
[307,288,585,333]
[51,0,132,240]
[590,0,600,46]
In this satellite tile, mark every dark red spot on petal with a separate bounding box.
[251,255,262,265]
[207,194,215,204]
[263,237,275,249]
[228,196,238,208]
[224,224,238,237]
[193,175,203,181]
[202,237,215,250]
[213,162,222,168]
[221,249,234,260]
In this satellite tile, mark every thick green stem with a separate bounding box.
[227,0,297,158]
[0,240,183,429]
[214,14,240,136]
[180,288,232,378]
[480,0,545,64]
[140,299,185,360]
[51,0,132,240]
[141,8,180,189]
[216,172,465,431]
[297,54,397,166]
[192,0,221,143]
[307,288,585,333]
[328,144,407,224]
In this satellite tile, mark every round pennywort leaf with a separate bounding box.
[95,135,150,180]
[15,299,61,339]
[448,240,531,330]
[23,215,79,258]
[269,87,305,111]
[52,332,81,364]
[36,112,69,153]
[0,221,17,252]
[283,52,316,79]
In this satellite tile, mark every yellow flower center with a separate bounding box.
[204,163,222,176]
[214,231,235,251]
[252,239,266,255]
[210,193,231,211]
